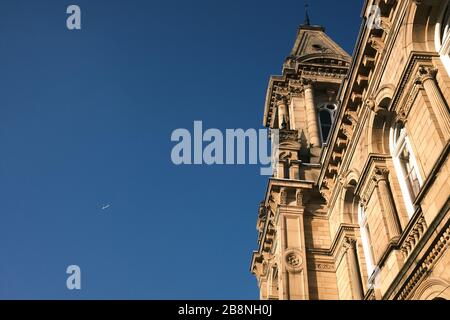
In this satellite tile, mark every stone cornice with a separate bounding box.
[263,178,314,207]
[318,0,402,199]
[390,52,439,115]
[354,153,391,195]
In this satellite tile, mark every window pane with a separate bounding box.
[319,110,332,142]
[442,4,450,43]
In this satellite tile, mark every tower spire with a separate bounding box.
[304,3,311,26]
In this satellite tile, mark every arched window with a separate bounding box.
[318,103,336,144]
[358,204,375,278]
[390,122,423,217]
[436,0,450,75]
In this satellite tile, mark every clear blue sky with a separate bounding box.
[0,0,362,299]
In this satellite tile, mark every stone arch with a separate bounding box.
[411,277,450,300]
[367,95,394,154]
[405,0,443,53]
[340,170,361,225]
[374,84,395,108]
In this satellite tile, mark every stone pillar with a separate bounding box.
[289,160,301,180]
[279,204,309,300]
[374,168,402,242]
[277,161,285,179]
[303,81,321,147]
[277,99,288,129]
[343,237,364,300]
[416,66,450,139]
[260,277,269,300]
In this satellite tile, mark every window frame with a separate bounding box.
[358,204,375,279]
[436,0,450,76]
[317,103,337,145]
[390,123,423,217]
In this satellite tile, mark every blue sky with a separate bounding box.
[0,0,362,299]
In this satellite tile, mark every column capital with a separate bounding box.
[301,78,315,90]
[372,167,389,183]
[415,66,438,84]
[276,96,288,106]
[360,197,369,210]
[343,236,357,251]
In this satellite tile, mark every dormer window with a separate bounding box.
[318,103,337,144]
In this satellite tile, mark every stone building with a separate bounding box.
[251,0,450,300]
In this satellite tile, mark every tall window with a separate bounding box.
[390,122,423,217]
[318,103,336,144]
[437,1,450,75]
[358,204,375,278]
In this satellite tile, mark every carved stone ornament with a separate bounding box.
[343,236,357,250]
[288,79,304,94]
[415,66,438,84]
[372,167,389,183]
[360,197,369,209]
[296,189,303,206]
[280,188,288,205]
[369,36,384,52]
[365,98,376,112]
[284,249,303,273]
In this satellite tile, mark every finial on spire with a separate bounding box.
[304,3,311,26]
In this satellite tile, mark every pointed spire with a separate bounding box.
[304,3,311,26]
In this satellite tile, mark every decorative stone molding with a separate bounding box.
[372,167,389,182]
[279,130,299,143]
[280,188,288,205]
[296,189,303,206]
[284,249,303,273]
[273,86,290,97]
[369,36,385,52]
[398,225,450,300]
[315,262,335,272]
[351,92,363,104]
[397,80,421,123]
[301,78,315,88]
[390,54,435,114]
[400,215,427,259]
[365,97,389,115]
[343,236,357,250]
[288,79,304,94]
[335,236,357,263]
[331,151,343,163]
[340,125,353,139]
[360,197,369,210]
[365,98,376,111]
[336,136,348,149]
[379,17,392,32]
[415,66,438,84]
